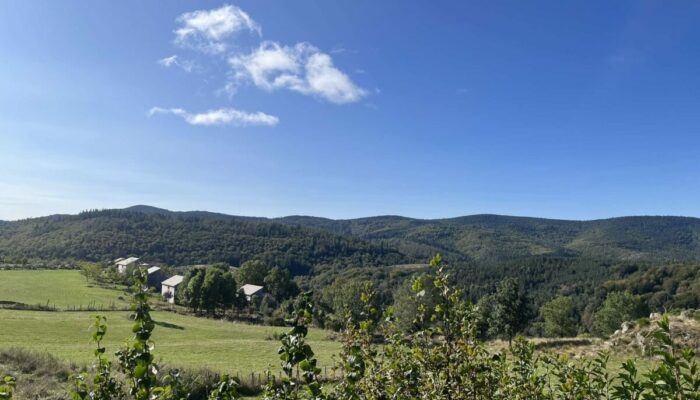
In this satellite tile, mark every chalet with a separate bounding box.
[115,257,139,273]
[161,275,184,304]
[240,284,265,302]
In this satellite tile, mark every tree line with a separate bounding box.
[177,261,300,319]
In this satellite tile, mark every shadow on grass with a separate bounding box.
[534,338,593,350]
[155,320,185,330]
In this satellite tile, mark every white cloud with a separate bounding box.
[149,107,279,127]
[158,55,178,67]
[174,4,260,54]
[157,55,196,72]
[229,41,366,104]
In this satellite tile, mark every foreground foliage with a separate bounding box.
[321,255,700,399]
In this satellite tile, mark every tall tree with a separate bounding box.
[201,268,225,314]
[200,265,239,314]
[236,260,270,286]
[539,295,577,337]
[488,277,530,344]
[181,269,205,312]
[263,267,299,302]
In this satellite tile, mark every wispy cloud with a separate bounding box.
[174,4,261,54]
[157,55,196,72]
[229,41,366,104]
[158,55,178,67]
[149,107,279,127]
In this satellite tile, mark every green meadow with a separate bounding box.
[0,309,339,375]
[0,270,130,309]
[0,270,340,376]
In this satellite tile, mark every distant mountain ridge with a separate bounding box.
[1,205,700,266]
[277,213,700,263]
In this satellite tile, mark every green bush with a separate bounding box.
[593,291,648,336]
[0,375,16,399]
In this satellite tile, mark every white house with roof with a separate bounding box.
[115,257,139,273]
[239,284,265,302]
[161,275,184,304]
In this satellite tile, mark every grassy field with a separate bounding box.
[0,309,340,376]
[0,269,340,377]
[0,270,130,310]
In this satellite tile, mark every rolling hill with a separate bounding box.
[1,206,699,270]
[277,214,700,263]
[0,208,404,273]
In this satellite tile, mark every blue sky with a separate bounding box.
[1,1,700,221]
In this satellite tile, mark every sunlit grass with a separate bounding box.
[0,309,339,375]
[0,270,130,310]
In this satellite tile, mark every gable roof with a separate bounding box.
[162,275,184,287]
[240,284,264,296]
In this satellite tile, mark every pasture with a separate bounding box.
[0,309,339,375]
[0,270,130,310]
[0,269,340,376]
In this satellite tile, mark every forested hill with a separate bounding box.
[277,214,700,263]
[1,206,700,268]
[0,209,405,273]
[120,206,700,262]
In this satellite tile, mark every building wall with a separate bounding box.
[162,285,176,304]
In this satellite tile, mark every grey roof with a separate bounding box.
[147,266,161,274]
[240,284,264,296]
[116,257,139,266]
[161,275,184,287]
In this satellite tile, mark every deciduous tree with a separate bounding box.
[540,295,577,337]
[488,277,530,344]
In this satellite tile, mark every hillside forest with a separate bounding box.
[1,206,699,338]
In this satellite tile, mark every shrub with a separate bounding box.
[0,375,16,399]
[593,291,648,336]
